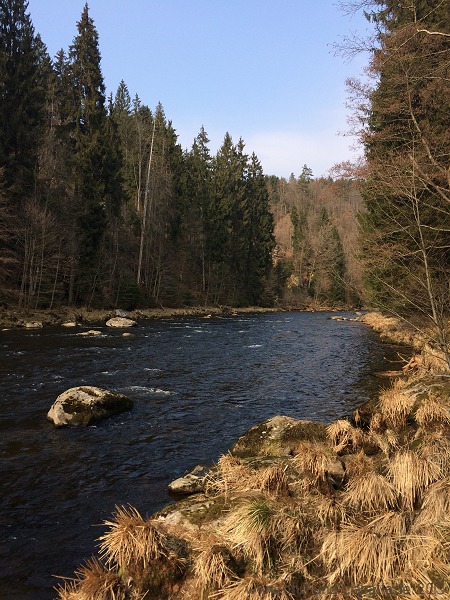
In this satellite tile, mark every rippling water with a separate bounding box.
[0,311,400,599]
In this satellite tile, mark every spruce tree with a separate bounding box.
[0,0,46,204]
[67,2,109,303]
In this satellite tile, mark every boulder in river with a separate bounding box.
[105,317,137,328]
[47,386,133,427]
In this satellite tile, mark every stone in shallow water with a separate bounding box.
[47,386,133,427]
[105,317,137,328]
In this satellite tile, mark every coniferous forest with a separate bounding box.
[0,1,366,312]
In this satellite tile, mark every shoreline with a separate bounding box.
[0,303,357,330]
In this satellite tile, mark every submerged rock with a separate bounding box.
[47,386,133,427]
[105,317,137,328]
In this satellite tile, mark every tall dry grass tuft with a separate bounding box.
[55,558,128,600]
[419,434,450,477]
[326,420,365,453]
[193,544,237,598]
[257,464,291,498]
[388,451,441,510]
[98,505,175,570]
[221,498,277,575]
[415,396,450,429]
[379,384,415,430]
[292,441,334,483]
[218,575,295,600]
[314,494,347,530]
[320,512,406,586]
[205,454,257,498]
[344,471,397,514]
[272,504,318,555]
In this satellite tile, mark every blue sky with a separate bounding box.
[27,0,373,178]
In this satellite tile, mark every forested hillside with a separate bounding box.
[0,2,280,310]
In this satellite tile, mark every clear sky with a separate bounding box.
[26,0,372,179]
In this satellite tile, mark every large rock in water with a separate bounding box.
[106,317,137,328]
[47,386,133,427]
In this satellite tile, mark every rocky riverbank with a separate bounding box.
[0,305,280,330]
[56,312,450,600]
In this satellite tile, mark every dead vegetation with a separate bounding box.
[56,312,450,599]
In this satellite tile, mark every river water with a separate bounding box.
[0,311,401,599]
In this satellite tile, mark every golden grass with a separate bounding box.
[55,558,127,600]
[419,434,450,477]
[193,544,236,598]
[344,471,397,514]
[388,450,441,511]
[326,420,365,453]
[217,575,294,600]
[257,464,291,498]
[415,396,450,429]
[320,513,405,586]
[97,505,176,571]
[221,498,277,575]
[292,441,334,483]
[206,455,290,500]
[379,385,415,430]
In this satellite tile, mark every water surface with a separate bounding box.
[0,311,400,599]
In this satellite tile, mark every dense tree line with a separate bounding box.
[345,0,450,366]
[0,1,276,309]
[267,166,365,308]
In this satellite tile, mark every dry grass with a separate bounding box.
[193,544,237,598]
[206,456,290,500]
[292,441,334,483]
[55,558,128,600]
[217,575,294,600]
[97,505,179,571]
[326,420,365,453]
[388,451,441,511]
[415,395,450,429]
[344,471,397,514]
[257,464,291,498]
[221,498,277,575]
[320,513,406,586]
[379,384,415,430]
[419,434,450,477]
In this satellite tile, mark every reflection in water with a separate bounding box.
[0,312,401,599]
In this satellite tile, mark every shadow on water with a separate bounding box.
[0,311,404,599]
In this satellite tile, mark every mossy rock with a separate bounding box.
[230,415,328,458]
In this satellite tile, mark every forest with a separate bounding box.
[0,1,365,312]
[0,0,449,333]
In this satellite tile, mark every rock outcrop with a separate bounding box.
[168,465,210,495]
[47,386,133,426]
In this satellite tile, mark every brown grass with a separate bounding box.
[415,395,450,429]
[98,505,175,570]
[388,451,441,510]
[326,420,365,453]
[217,575,295,600]
[379,384,415,430]
[320,514,405,586]
[55,558,128,600]
[193,544,237,598]
[221,498,277,575]
[344,471,397,514]
[292,441,334,483]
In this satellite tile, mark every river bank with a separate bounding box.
[55,311,450,599]
[0,305,280,329]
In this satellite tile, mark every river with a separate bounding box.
[0,311,401,599]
